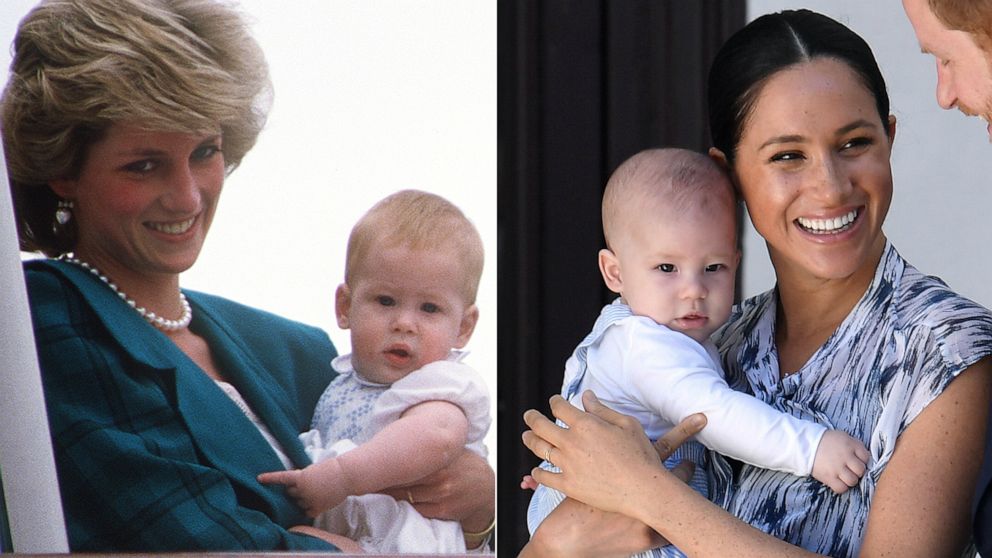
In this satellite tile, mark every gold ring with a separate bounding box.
[545,447,554,464]
[407,490,415,505]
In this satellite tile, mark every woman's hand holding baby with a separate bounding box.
[381,448,496,530]
[523,391,705,517]
[520,391,707,557]
[811,429,870,494]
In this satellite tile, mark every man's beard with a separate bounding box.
[956,98,992,139]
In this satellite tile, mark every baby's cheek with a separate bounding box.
[422,332,457,362]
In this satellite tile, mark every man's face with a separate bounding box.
[904,0,992,139]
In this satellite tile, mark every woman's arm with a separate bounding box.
[521,498,666,558]
[524,391,820,557]
[858,359,991,556]
[526,361,991,558]
[522,412,705,557]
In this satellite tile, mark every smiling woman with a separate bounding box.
[721,57,895,333]
[47,127,227,306]
[0,0,494,552]
[521,10,992,558]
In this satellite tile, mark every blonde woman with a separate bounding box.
[3,0,494,551]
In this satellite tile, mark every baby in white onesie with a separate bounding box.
[527,148,870,557]
[259,189,491,553]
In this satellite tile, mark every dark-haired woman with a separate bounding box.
[522,9,992,557]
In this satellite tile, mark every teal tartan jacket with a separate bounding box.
[23,259,338,551]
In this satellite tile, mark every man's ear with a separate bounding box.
[454,304,479,348]
[598,248,623,294]
[335,283,352,329]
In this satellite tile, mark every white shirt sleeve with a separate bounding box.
[366,360,492,458]
[603,317,825,476]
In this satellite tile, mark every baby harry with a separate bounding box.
[259,190,491,553]
[528,148,870,554]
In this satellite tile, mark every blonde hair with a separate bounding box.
[345,190,485,304]
[602,148,736,251]
[2,0,272,255]
[929,0,992,51]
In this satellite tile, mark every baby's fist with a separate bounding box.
[811,429,869,494]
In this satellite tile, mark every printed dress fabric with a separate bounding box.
[305,351,491,553]
[708,241,992,557]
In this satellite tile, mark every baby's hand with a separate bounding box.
[257,468,301,489]
[257,469,309,511]
[258,462,349,517]
[811,429,870,494]
[520,474,538,491]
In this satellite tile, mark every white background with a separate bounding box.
[743,2,992,309]
[0,0,497,464]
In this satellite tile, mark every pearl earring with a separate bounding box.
[54,199,74,228]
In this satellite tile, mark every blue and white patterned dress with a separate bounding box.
[709,241,992,557]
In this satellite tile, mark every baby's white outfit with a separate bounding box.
[305,350,491,553]
[528,299,826,557]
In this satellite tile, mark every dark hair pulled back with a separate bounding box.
[707,9,890,163]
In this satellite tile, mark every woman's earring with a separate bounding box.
[53,199,74,231]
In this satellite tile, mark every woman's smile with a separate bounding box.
[145,216,198,236]
[50,123,225,282]
[732,58,893,281]
[795,208,861,235]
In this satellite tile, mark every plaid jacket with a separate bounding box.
[24,259,338,551]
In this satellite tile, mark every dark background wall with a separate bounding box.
[497,1,745,553]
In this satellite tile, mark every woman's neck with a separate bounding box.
[71,248,185,323]
[771,241,885,375]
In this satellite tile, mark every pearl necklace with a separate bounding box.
[60,254,192,331]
